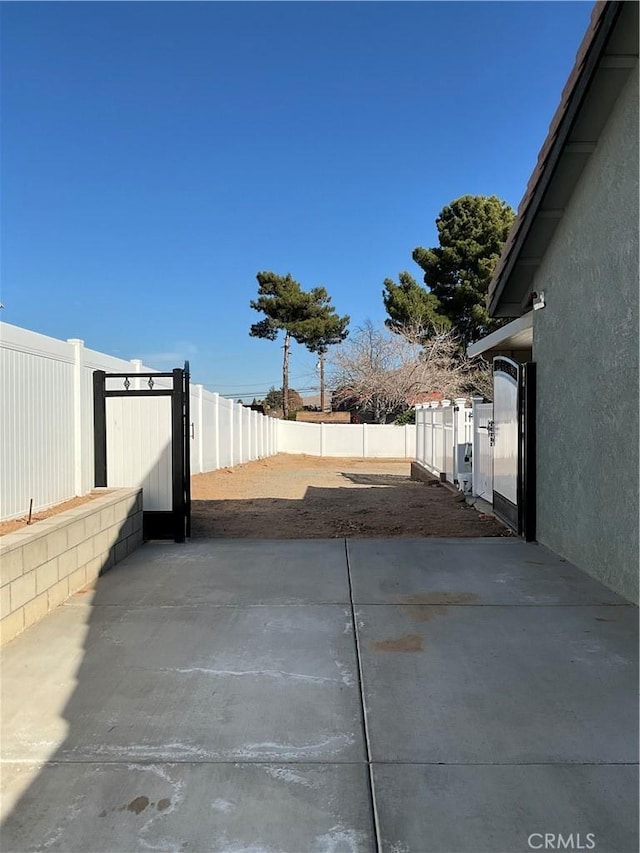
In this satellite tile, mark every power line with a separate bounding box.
[218,386,323,398]
[195,374,315,389]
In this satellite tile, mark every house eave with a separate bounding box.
[487,1,638,319]
[467,313,533,359]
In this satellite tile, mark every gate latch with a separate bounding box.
[477,421,496,447]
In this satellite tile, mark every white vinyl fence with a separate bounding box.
[277,420,415,458]
[0,323,277,521]
[414,396,496,502]
[1,322,414,522]
[190,386,278,475]
[414,398,473,491]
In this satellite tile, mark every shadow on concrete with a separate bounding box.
[0,538,375,851]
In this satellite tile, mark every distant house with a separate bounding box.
[469,1,638,602]
[295,411,351,424]
[300,392,333,410]
[333,387,444,422]
[406,391,444,407]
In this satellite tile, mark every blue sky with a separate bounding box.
[1,1,592,399]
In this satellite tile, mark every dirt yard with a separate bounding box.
[191,454,507,539]
[0,493,101,537]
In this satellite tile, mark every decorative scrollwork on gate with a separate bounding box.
[493,358,518,380]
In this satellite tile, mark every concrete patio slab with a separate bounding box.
[373,763,639,853]
[357,602,638,763]
[2,602,363,764]
[1,762,375,853]
[348,538,628,605]
[1,537,637,853]
[78,539,351,606]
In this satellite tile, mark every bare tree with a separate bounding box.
[465,357,494,401]
[329,321,477,423]
[387,321,496,403]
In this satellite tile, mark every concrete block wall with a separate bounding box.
[0,488,143,645]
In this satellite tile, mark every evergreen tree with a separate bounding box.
[249,272,349,417]
[382,271,450,339]
[411,195,515,345]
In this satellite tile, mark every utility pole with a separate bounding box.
[282,332,290,419]
[319,352,326,412]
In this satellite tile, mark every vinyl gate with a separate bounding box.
[492,358,536,539]
[492,357,520,529]
[93,364,191,542]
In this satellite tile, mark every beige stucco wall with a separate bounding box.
[531,65,639,602]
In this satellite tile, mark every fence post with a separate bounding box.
[130,358,143,390]
[405,423,411,459]
[423,404,428,469]
[430,406,433,467]
[211,392,219,470]
[252,411,257,460]
[453,398,467,486]
[195,385,204,474]
[68,339,85,496]
[320,421,325,457]
[245,408,251,462]
[252,411,257,459]
[362,423,368,458]
[429,402,437,474]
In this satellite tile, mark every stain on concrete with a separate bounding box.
[156,798,171,811]
[595,617,613,622]
[396,592,479,622]
[401,605,447,623]
[397,592,479,605]
[125,796,149,815]
[373,634,423,652]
